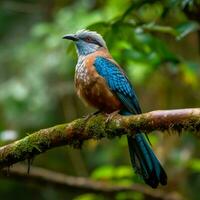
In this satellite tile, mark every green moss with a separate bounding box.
[51,124,68,143]
[85,114,106,139]
[71,119,87,148]
[13,131,50,160]
[84,114,128,139]
[72,119,86,134]
[127,115,147,132]
[54,124,67,133]
[13,138,34,159]
[54,119,86,149]
[105,120,126,139]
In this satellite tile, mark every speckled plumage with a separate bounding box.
[63,29,167,188]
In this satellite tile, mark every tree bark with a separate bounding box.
[0,108,199,169]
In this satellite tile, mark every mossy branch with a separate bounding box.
[0,108,199,169]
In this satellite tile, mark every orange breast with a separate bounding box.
[75,50,122,113]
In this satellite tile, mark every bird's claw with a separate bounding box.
[105,110,120,124]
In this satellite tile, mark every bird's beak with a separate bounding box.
[62,34,78,41]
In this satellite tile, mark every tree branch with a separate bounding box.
[0,108,199,169]
[1,164,182,200]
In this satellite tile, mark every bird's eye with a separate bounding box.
[84,37,93,42]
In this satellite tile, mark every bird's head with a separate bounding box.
[63,29,107,56]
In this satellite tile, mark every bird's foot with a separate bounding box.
[83,110,102,121]
[105,110,120,124]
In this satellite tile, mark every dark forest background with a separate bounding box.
[0,0,200,200]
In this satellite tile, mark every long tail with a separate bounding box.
[127,133,167,188]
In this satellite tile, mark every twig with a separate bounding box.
[1,164,182,200]
[0,108,199,169]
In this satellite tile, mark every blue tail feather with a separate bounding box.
[121,108,167,188]
[127,133,167,188]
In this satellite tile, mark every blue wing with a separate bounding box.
[94,57,168,188]
[94,56,141,114]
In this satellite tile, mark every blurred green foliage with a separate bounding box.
[0,0,200,200]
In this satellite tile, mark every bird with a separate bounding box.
[63,29,167,188]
